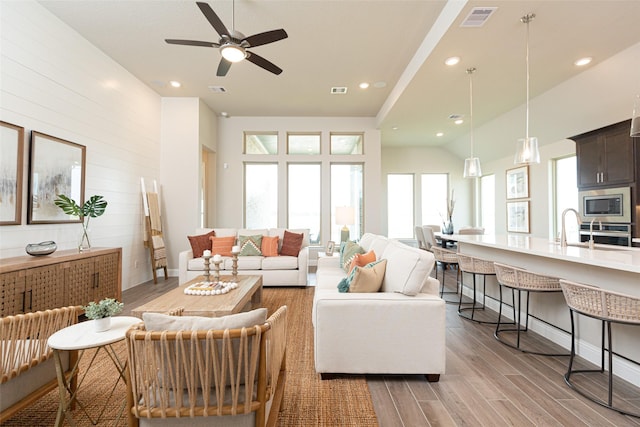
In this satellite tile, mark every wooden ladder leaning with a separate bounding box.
[141,178,168,284]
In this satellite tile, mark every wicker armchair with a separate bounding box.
[125,306,288,427]
[0,305,81,422]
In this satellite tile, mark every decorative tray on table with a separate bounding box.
[184,281,238,296]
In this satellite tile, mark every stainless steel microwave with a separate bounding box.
[578,186,631,223]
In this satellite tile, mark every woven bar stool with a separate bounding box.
[456,253,498,324]
[430,246,460,302]
[560,279,640,418]
[493,263,568,356]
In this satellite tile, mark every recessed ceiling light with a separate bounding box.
[445,56,461,66]
[574,57,592,67]
[392,126,399,130]
[169,80,181,88]
[454,119,464,125]
[373,81,387,88]
[359,82,370,89]
[436,132,444,137]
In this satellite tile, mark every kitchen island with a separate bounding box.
[451,234,640,387]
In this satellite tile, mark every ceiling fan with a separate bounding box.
[165,1,288,76]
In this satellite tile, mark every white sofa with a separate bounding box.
[312,233,446,380]
[179,228,309,287]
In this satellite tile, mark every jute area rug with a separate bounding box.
[4,286,378,426]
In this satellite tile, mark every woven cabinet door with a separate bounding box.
[94,253,120,302]
[24,264,64,312]
[65,257,96,306]
[0,271,26,316]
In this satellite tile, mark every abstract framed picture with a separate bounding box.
[27,131,86,224]
[0,121,24,225]
[507,201,530,233]
[506,165,529,200]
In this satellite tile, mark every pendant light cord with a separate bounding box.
[522,14,535,140]
[467,67,475,157]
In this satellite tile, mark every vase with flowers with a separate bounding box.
[54,194,107,252]
[442,189,455,235]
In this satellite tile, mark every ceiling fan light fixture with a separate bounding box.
[221,43,246,62]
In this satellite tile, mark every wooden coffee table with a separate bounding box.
[131,275,263,318]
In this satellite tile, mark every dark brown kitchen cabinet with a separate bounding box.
[574,120,635,189]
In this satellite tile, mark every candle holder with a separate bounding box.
[231,250,240,279]
[202,254,212,283]
[212,258,222,284]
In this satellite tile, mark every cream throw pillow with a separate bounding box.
[142,308,267,331]
[349,259,387,293]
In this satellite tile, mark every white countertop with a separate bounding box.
[448,234,640,274]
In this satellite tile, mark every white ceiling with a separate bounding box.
[39,0,640,161]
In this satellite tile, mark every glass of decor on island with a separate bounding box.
[441,189,455,234]
[83,298,124,332]
[54,194,108,252]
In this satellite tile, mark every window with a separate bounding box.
[330,133,363,154]
[388,174,414,238]
[420,174,448,227]
[479,174,495,235]
[287,133,320,155]
[330,164,363,242]
[244,163,278,228]
[244,132,278,154]
[288,163,321,244]
[553,155,578,240]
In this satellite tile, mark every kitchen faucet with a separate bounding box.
[589,218,603,249]
[560,208,582,248]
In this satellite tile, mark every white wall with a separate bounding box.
[216,116,382,238]
[160,98,217,272]
[0,1,162,290]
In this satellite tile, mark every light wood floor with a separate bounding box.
[122,270,640,426]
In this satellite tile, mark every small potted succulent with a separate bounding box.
[83,298,124,332]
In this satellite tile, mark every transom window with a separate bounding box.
[244,132,278,154]
[330,133,363,155]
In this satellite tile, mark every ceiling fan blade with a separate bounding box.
[197,1,229,37]
[216,58,232,77]
[246,51,283,75]
[165,39,220,48]
[243,29,288,48]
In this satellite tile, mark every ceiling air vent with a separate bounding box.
[460,7,498,27]
[331,87,348,95]
[208,85,227,93]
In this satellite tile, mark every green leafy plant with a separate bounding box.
[54,194,108,249]
[83,298,123,320]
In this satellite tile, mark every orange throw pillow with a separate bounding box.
[261,236,279,257]
[348,250,377,274]
[210,236,235,257]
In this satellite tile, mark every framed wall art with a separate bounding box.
[507,201,530,233]
[28,131,86,224]
[506,165,529,200]
[0,121,25,225]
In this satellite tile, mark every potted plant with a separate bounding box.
[83,298,124,332]
[54,194,108,251]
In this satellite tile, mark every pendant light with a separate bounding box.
[514,13,541,165]
[631,94,640,137]
[463,67,482,178]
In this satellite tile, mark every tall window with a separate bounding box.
[553,155,578,240]
[330,164,363,242]
[244,163,278,228]
[480,174,496,235]
[420,174,448,227]
[388,174,414,238]
[288,163,321,243]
